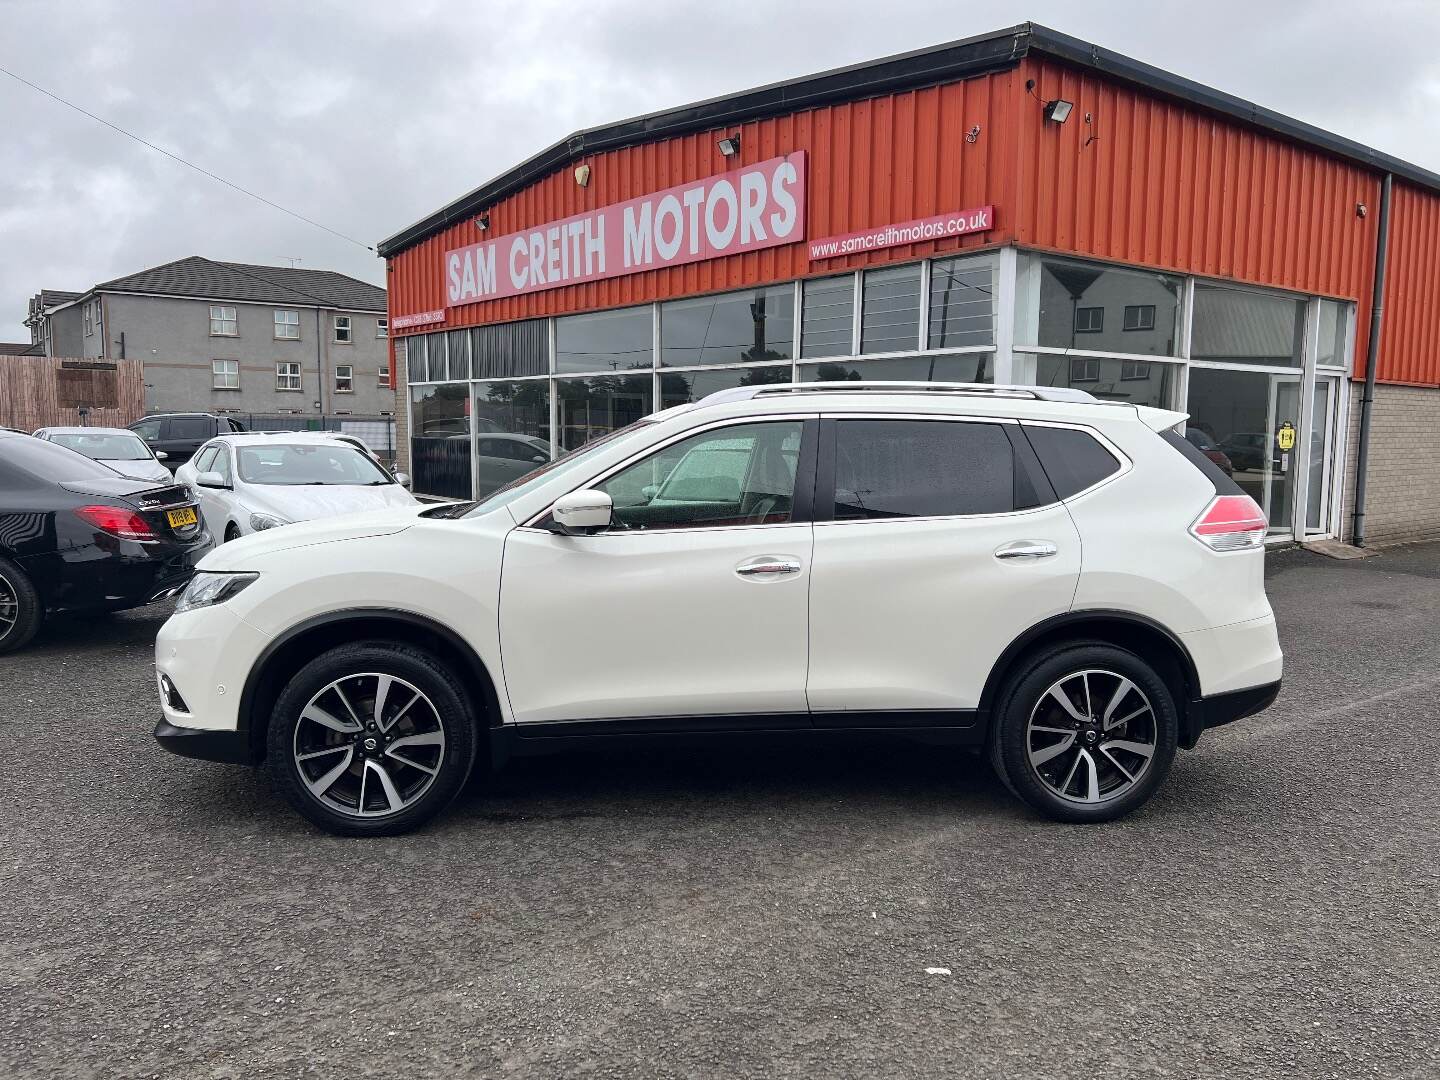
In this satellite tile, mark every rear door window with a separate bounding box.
[1023,425,1123,500]
[168,417,214,442]
[830,419,1015,519]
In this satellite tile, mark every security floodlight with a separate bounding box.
[717,135,741,157]
[1044,99,1073,124]
[574,164,592,187]
[475,212,490,231]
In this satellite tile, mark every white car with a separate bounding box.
[153,382,1282,836]
[172,432,417,543]
[32,426,173,484]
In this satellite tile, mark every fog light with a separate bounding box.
[159,672,191,714]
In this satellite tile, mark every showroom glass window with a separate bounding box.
[800,353,992,384]
[660,364,791,409]
[556,374,653,452]
[1191,284,1305,366]
[928,255,996,349]
[800,276,855,358]
[555,306,653,373]
[1032,355,1175,408]
[471,380,553,498]
[410,384,472,499]
[861,264,922,354]
[1029,257,1183,355]
[597,421,803,530]
[662,285,794,367]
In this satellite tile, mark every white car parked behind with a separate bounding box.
[173,432,417,543]
[32,426,173,484]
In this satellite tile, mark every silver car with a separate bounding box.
[32,426,173,484]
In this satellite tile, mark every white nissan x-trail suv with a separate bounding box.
[154,382,1282,836]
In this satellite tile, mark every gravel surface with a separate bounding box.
[2,545,1437,1079]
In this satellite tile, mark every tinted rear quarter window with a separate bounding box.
[168,418,214,441]
[1024,425,1122,500]
[832,419,1014,519]
[1159,429,1245,496]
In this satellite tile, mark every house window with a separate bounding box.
[210,305,238,337]
[83,303,94,336]
[378,364,390,387]
[335,365,354,393]
[1121,360,1152,381]
[276,361,302,391]
[1069,357,1101,382]
[274,309,300,339]
[377,318,388,338]
[1074,307,1104,334]
[1123,304,1156,332]
[212,360,239,389]
[333,315,352,343]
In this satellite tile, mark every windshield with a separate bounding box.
[236,444,391,486]
[467,419,658,515]
[51,432,151,461]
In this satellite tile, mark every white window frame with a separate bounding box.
[377,318,389,339]
[333,315,353,344]
[83,302,94,337]
[210,305,238,337]
[378,363,390,387]
[276,361,302,391]
[334,364,354,393]
[212,359,239,390]
[274,309,300,340]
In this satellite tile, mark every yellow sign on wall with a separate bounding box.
[1277,421,1296,452]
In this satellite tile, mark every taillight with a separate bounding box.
[74,505,157,542]
[1189,494,1267,551]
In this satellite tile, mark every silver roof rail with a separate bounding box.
[695,381,1102,407]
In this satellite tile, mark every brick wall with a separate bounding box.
[1342,382,1440,546]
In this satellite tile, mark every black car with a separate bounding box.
[0,431,213,653]
[129,413,247,468]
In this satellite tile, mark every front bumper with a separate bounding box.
[154,718,258,765]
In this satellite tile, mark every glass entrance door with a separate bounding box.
[1186,368,1302,539]
[1306,376,1340,535]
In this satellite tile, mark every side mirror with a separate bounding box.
[393,471,411,489]
[551,489,613,535]
[154,450,169,461]
[196,470,228,489]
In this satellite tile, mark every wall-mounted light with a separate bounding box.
[1043,99,1073,124]
[475,212,490,231]
[717,135,741,157]
[574,164,591,187]
[1356,202,1369,219]
[965,124,981,144]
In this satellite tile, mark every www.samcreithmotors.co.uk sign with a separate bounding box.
[444,153,806,307]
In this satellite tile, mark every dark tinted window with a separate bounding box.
[0,433,119,481]
[1160,430,1244,496]
[167,417,213,441]
[833,420,1014,519]
[1024,425,1122,499]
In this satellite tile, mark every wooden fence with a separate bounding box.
[0,355,145,432]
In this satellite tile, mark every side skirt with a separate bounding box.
[489,710,986,768]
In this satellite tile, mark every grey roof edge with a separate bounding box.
[377,21,1440,260]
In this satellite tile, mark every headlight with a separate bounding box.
[249,512,290,532]
[174,571,259,614]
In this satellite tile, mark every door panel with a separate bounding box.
[806,505,1081,712]
[499,524,813,723]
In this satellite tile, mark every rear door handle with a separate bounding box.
[994,540,1058,560]
[735,555,803,578]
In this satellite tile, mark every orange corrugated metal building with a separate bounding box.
[380,22,1440,545]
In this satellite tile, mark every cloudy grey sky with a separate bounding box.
[4,0,1439,340]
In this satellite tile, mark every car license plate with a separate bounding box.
[166,507,198,528]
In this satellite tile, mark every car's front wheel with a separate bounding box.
[990,642,1178,823]
[266,642,478,836]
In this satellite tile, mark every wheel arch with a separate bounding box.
[979,610,1204,748]
[237,608,503,764]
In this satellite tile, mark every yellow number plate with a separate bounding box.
[166,507,198,528]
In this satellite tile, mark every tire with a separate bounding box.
[0,556,43,655]
[989,641,1178,823]
[266,641,479,836]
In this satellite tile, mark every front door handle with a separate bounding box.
[994,540,1059,561]
[735,555,803,578]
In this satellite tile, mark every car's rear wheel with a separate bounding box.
[266,642,478,836]
[0,556,43,655]
[990,642,1178,823]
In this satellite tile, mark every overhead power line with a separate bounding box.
[0,62,374,252]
